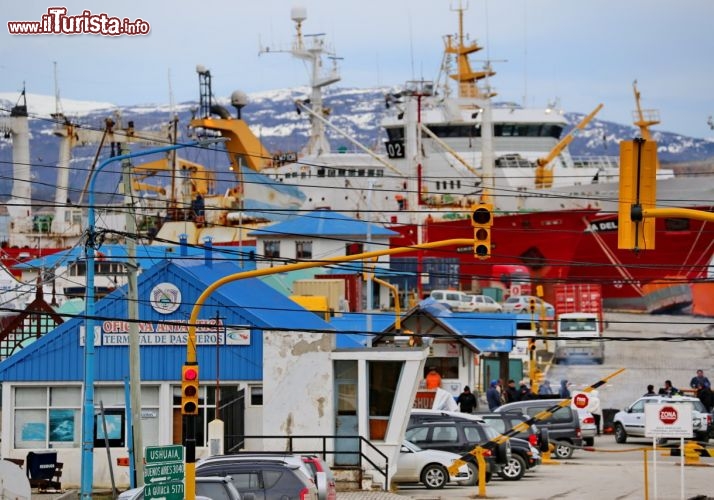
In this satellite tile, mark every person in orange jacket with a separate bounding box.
[425,367,442,390]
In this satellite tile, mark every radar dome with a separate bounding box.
[291,6,307,23]
[231,91,249,109]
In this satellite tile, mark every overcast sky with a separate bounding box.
[2,0,713,138]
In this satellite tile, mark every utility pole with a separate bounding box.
[122,146,144,485]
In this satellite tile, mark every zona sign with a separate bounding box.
[573,392,589,409]
[659,405,678,425]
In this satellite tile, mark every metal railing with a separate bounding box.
[227,434,389,490]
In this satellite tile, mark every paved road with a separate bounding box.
[391,435,714,500]
[545,312,714,412]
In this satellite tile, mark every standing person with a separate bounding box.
[658,380,679,396]
[517,380,534,400]
[690,369,713,411]
[486,380,502,411]
[456,386,478,413]
[504,379,519,403]
[538,380,554,395]
[644,384,657,396]
[590,390,602,436]
[425,367,442,390]
[559,379,571,398]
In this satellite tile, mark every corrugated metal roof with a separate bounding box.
[248,210,398,238]
[14,243,257,271]
[0,259,334,382]
[330,313,396,348]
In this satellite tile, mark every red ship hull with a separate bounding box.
[389,207,714,312]
[568,207,714,312]
[389,209,597,294]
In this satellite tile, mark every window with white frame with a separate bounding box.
[296,241,313,259]
[264,240,280,259]
[14,386,81,449]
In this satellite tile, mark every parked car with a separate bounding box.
[196,458,319,500]
[393,440,473,489]
[429,290,474,312]
[405,416,510,484]
[409,409,541,481]
[576,408,598,446]
[474,412,545,480]
[301,455,336,500]
[197,453,317,488]
[495,399,583,459]
[502,295,555,318]
[118,476,241,500]
[464,294,503,313]
[613,395,713,444]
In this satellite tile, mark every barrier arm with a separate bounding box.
[183,238,476,500]
[447,368,626,495]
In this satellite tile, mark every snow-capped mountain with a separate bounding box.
[1,87,713,203]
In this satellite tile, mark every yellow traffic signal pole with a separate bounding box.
[618,138,714,251]
[182,238,478,499]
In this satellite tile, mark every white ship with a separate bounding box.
[197,4,710,225]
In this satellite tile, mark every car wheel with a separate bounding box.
[554,442,573,459]
[458,462,479,486]
[421,464,448,489]
[498,454,526,481]
[614,423,627,444]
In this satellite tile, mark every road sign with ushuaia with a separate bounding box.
[145,445,185,500]
[644,403,692,438]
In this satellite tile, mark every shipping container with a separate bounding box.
[548,283,603,324]
[293,279,346,313]
[315,273,362,313]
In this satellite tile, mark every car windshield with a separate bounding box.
[505,297,521,304]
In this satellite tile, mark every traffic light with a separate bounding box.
[471,202,493,259]
[529,298,537,315]
[181,364,199,415]
[528,338,537,353]
[618,139,657,250]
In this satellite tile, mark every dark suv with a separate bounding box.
[196,460,319,500]
[495,399,583,459]
[405,418,510,484]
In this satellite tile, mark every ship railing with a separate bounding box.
[571,156,620,170]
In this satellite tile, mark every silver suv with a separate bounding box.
[613,395,713,443]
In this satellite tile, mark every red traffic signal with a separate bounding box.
[182,364,200,415]
[470,203,493,259]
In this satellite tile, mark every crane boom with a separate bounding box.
[535,103,603,189]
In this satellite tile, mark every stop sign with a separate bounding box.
[659,406,678,425]
[573,393,589,409]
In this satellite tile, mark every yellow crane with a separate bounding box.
[534,103,604,189]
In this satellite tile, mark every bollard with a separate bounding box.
[541,443,560,465]
[683,441,702,466]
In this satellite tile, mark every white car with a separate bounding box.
[613,395,713,443]
[464,294,503,313]
[393,440,474,489]
[502,295,555,318]
[575,408,597,446]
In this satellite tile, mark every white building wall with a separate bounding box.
[262,329,335,452]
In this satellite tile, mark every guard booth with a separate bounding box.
[26,450,62,491]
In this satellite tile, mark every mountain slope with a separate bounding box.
[1,87,714,203]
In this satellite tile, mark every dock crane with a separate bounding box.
[534,103,604,189]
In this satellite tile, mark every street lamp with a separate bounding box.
[80,140,202,499]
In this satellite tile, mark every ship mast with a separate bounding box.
[632,80,660,170]
[444,1,495,100]
[260,7,341,156]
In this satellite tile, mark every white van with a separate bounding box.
[429,290,474,311]
[553,312,604,364]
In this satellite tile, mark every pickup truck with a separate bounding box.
[553,312,604,364]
